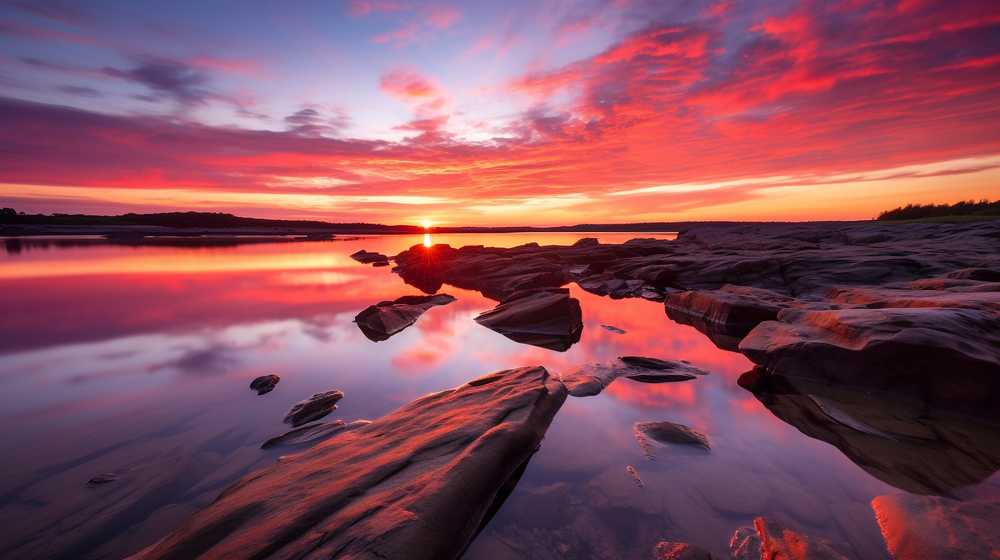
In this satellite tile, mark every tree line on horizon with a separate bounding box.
[876,199,1000,221]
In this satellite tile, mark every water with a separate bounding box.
[0,233,995,559]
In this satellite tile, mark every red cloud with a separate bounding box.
[379,68,440,100]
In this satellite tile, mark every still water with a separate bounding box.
[0,233,995,559]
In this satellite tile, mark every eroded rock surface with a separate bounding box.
[872,493,1000,560]
[283,390,344,427]
[260,420,371,450]
[355,293,455,341]
[655,541,714,559]
[475,288,583,351]
[634,421,710,451]
[249,374,280,395]
[134,366,566,560]
[665,286,799,350]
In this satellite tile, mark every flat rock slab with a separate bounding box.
[872,494,1000,560]
[474,287,582,351]
[561,356,708,397]
[355,293,456,342]
[283,390,344,427]
[133,366,567,560]
[249,374,280,395]
[740,304,1000,411]
[665,285,798,350]
[601,324,626,334]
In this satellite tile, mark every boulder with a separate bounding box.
[249,374,280,395]
[739,306,1000,410]
[355,293,456,341]
[871,494,1000,560]
[634,421,710,451]
[283,390,344,427]
[474,288,583,351]
[132,366,566,560]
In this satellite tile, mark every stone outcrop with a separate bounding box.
[132,366,566,560]
[354,293,456,342]
[261,420,371,450]
[730,517,849,560]
[665,286,799,350]
[474,288,583,351]
[350,249,389,265]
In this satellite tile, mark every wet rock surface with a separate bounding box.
[872,493,1000,560]
[561,356,708,397]
[475,288,583,351]
[634,421,710,451]
[260,420,371,450]
[133,366,566,560]
[354,293,456,341]
[665,286,799,350]
[738,368,1000,496]
[730,517,849,560]
[283,390,344,427]
[249,374,280,395]
[655,541,714,559]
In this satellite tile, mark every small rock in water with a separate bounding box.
[474,287,583,351]
[249,374,280,395]
[350,249,390,265]
[635,421,710,450]
[655,541,715,560]
[355,293,456,342]
[601,324,626,334]
[625,465,644,488]
[283,390,344,427]
[87,472,118,485]
[620,356,709,383]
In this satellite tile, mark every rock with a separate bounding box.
[738,369,1000,496]
[655,541,714,559]
[634,421,710,451]
[474,287,583,351]
[739,306,1000,411]
[625,465,644,488]
[372,260,390,267]
[261,420,372,449]
[354,293,456,341]
[561,356,708,397]
[249,374,280,395]
[665,285,798,350]
[350,249,389,265]
[283,390,344,427]
[86,473,118,485]
[871,493,1000,560]
[131,366,566,560]
[730,517,849,560]
[601,324,626,334]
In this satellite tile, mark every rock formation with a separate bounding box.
[474,288,583,351]
[354,293,456,341]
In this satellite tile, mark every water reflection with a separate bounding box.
[0,233,995,559]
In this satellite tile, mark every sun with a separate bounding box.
[421,218,433,230]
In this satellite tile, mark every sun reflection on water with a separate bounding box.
[423,233,432,247]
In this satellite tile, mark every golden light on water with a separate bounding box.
[423,233,432,247]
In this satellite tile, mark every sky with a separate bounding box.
[0,0,999,226]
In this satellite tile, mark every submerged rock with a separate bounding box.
[601,324,626,334]
[260,419,372,449]
[625,465,644,488]
[871,493,1000,560]
[561,356,708,397]
[474,287,583,351]
[283,390,344,427]
[730,517,849,560]
[354,293,456,341]
[350,249,389,265]
[132,366,566,560]
[655,541,714,559]
[249,374,280,395]
[634,421,710,451]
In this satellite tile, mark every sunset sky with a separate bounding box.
[1,0,998,225]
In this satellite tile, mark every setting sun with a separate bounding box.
[421,219,433,230]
